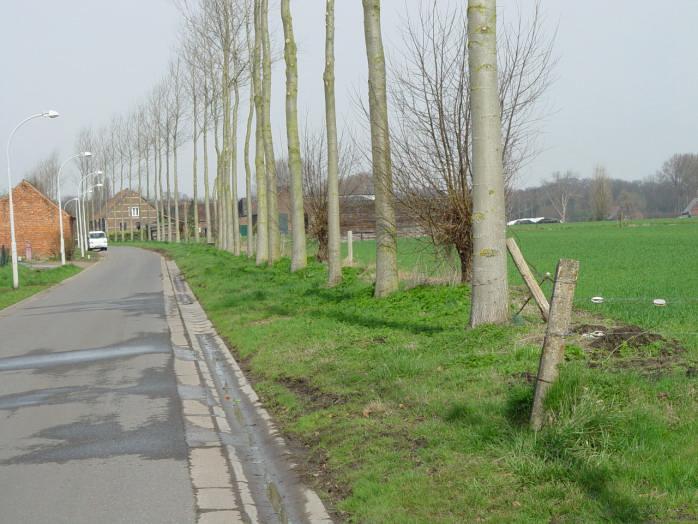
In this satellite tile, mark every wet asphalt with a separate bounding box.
[0,247,196,523]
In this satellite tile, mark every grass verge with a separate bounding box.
[140,241,697,523]
[0,264,82,311]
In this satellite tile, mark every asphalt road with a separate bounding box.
[0,247,196,523]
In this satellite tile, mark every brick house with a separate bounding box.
[98,189,157,236]
[0,180,75,260]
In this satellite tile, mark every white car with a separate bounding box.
[88,231,108,251]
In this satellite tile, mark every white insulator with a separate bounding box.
[653,299,667,307]
[591,296,604,304]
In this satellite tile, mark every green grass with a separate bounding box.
[343,219,698,348]
[141,237,698,523]
[0,263,81,310]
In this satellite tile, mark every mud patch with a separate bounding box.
[278,376,347,410]
[573,324,688,375]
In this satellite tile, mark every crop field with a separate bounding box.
[344,219,698,350]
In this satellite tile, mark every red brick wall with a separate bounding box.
[0,182,74,259]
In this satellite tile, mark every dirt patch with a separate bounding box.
[278,375,348,410]
[572,323,688,375]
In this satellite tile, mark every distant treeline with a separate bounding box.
[509,154,698,222]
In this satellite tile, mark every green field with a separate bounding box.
[344,219,698,348]
[0,264,82,310]
[143,220,698,522]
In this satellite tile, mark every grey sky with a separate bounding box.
[2,0,698,197]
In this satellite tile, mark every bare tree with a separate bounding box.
[468,0,509,326]
[302,126,357,263]
[658,153,698,214]
[243,5,255,256]
[362,0,399,297]
[544,171,578,223]
[390,2,553,282]
[25,151,60,201]
[591,165,612,221]
[323,0,342,285]
[253,0,268,264]
[281,0,308,272]
[261,0,280,262]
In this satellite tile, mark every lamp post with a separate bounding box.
[83,183,103,253]
[6,110,60,288]
[78,171,103,256]
[57,151,91,265]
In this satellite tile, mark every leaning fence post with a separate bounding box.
[507,237,550,321]
[530,258,580,431]
[347,230,353,266]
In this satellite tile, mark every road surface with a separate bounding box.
[0,247,330,523]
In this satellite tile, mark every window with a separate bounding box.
[89,232,106,239]
[130,206,140,217]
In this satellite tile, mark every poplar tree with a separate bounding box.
[324,0,341,285]
[362,0,399,297]
[467,0,509,326]
[253,0,269,264]
[281,0,307,271]
[261,0,280,263]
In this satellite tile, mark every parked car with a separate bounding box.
[88,231,108,251]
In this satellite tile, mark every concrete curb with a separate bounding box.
[162,257,333,524]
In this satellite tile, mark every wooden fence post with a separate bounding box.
[507,237,550,321]
[530,258,580,431]
[347,230,353,266]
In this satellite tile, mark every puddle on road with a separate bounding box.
[0,345,168,372]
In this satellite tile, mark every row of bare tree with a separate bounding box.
[33,0,549,325]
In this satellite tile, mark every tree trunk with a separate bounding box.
[281,0,308,272]
[230,82,241,255]
[244,11,255,257]
[457,244,473,284]
[173,134,180,243]
[244,76,255,256]
[253,0,269,264]
[193,88,200,243]
[362,0,399,297]
[467,0,509,326]
[261,0,280,263]
[203,93,212,244]
[324,0,341,285]
[165,130,172,243]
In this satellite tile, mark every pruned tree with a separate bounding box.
[468,0,509,326]
[281,0,308,272]
[362,0,399,297]
[390,2,553,282]
[301,126,358,263]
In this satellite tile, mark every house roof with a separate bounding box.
[0,180,69,215]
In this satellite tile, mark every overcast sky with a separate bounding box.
[2,0,698,197]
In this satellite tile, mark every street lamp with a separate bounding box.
[5,110,60,288]
[83,183,103,254]
[77,171,103,257]
[57,151,91,265]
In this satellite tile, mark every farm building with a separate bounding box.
[0,180,75,260]
[96,190,157,236]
